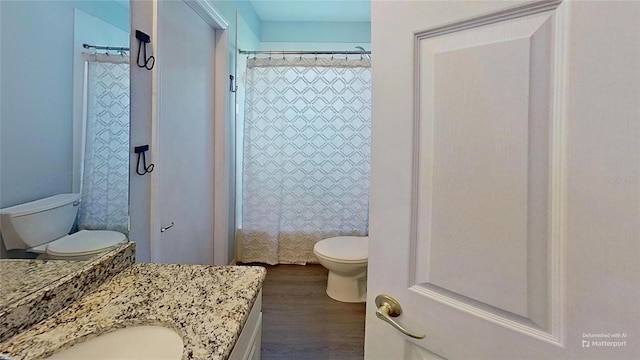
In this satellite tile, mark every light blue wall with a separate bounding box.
[211,0,261,40]
[210,1,370,44]
[209,0,261,73]
[68,0,129,32]
[238,14,261,50]
[261,21,370,43]
[0,1,128,208]
[210,0,261,65]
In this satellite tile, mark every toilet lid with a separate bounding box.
[314,236,368,262]
[46,230,127,257]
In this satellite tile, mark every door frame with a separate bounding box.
[149,0,230,264]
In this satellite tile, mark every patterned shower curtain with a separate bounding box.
[77,53,129,234]
[240,56,372,264]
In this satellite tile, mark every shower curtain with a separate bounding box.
[77,53,130,234]
[240,56,372,264]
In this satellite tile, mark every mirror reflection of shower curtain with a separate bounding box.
[78,53,129,234]
[240,56,372,265]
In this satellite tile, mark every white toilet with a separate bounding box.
[0,193,127,260]
[313,236,368,303]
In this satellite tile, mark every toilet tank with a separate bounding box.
[0,193,81,250]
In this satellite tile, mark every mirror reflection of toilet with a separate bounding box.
[0,193,127,260]
[313,236,368,303]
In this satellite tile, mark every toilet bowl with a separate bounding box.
[313,236,368,303]
[0,193,127,260]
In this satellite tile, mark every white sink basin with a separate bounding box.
[44,325,183,360]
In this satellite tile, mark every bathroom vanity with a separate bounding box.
[0,244,266,360]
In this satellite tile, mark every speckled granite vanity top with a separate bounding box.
[0,263,266,360]
[0,243,135,342]
[0,260,89,306]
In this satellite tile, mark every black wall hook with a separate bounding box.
[135,145,155,175]
[136,30,155,70]
[230,75,237,93]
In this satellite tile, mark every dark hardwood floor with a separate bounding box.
[241,263,366,359]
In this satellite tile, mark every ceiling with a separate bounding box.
[249,0,371,22]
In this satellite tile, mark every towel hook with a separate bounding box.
[135,30,155,70]
[134,145,154,176]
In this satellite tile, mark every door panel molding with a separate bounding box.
[409,1,569,345]
[414,0,561,41]
[409,285,561,346]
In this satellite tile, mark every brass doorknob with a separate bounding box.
[375,294,425,339]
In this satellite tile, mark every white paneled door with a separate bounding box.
[153,0,216,264]
[366,1,639,359]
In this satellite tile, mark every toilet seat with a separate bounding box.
[46,230,126,257]
[314,236,368,263]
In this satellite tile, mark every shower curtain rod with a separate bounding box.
[239,49,371,55]
[83,43,130,52]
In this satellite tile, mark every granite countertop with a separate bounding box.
[0,260,89,307]
[0,245,130,309]
[0,263,266,360]
[0,243,135,343]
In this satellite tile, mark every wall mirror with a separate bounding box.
[0,0,130,308]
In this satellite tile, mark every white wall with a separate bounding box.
[565,2,640,355]
[129,0,154,262]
